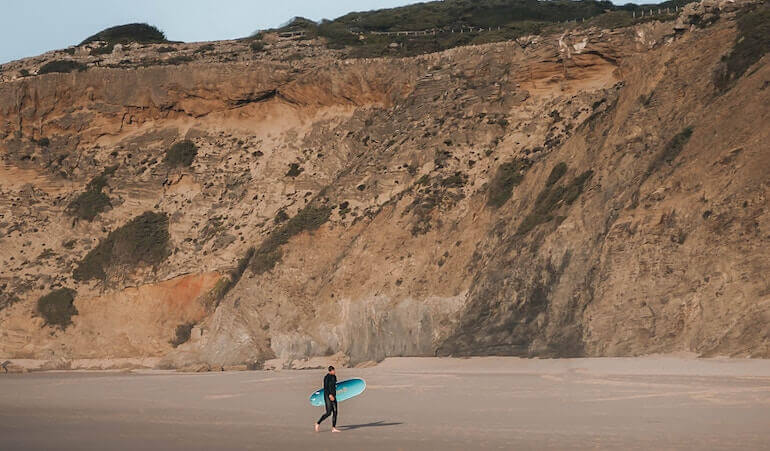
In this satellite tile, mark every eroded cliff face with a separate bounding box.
[1,1,768,369]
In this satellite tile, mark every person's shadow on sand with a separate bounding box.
[339,421,403,430]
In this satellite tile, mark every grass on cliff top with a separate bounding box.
[263,0,632,57]
[517,165,593,235]
[250,205,332,275]
[37,288,78,329]
[38,60,87,75]
[338,21,549,58]
[79,23,167,46]
[487,159,529,209]
[714,1,770,92]
[331,0,611,33]
[165,140,198,167]
[73,211,170,281]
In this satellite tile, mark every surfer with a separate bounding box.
[315,366,341,432]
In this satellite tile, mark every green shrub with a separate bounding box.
[647,126,693,175]
[80,23,167,46]
[156,46,176,53]
[440,171,466,188]
[487,159,528,208]
[250,41,265,52]
[580,10,635,29]
[66,168,117,221]
[194,44,215,54]
[165,140,198,167]
[517,167,593,235]
[170,322,195,347]
[36,137,50,147]
[90,43,115,56]
[0,286,21,311]
[37,288,78,328]
[73,211,170,281]
[274,210,289,223]
[207,246,256,307]
[250,248,283,274]
[545,162,567,187]
[250,205,332,274]
[67,189,111,221]
[38,60,87,75]
[318,20,360,49]
[564,170,594,205]
[165,55,194,65]
[714,2,770,92]
[286,163,303,177]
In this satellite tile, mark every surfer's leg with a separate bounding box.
[317,399,333,424]
[332,400,338,427]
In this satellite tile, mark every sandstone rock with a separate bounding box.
[177,363,211,372]
[290,353,350,370]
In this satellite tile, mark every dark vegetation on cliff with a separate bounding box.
[487,159,530,208]
[73,212,170,281]
[647,126,694,175]
[250,205,332,274]
[0,284,21,311]
[714,1,770,92]
[67,166,118,221]
[170,322,195,347]
[165,140,198,167]
[38,60,87,75]
[517,165,593,235]
[79,23,167,46]
[37,288,78,328]
[207,247,256,308]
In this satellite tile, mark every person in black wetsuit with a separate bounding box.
[315,366,341,432]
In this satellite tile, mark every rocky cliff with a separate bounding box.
[0,0,768,370]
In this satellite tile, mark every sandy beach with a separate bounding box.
[1,357,770,450]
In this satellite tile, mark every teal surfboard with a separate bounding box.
[309,378,366,406]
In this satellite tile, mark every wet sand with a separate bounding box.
[1,357,769,450]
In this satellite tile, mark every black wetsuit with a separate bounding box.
[316,373,338,427]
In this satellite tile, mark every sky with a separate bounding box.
[0,0,654,64]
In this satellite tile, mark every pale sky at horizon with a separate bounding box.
[0,0,655,64]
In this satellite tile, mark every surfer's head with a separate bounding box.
[328,365,335,375]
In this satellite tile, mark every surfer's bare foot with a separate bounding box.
[332,427,341,433]
[315,423,320,432]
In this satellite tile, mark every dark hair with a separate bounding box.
[328,366,335,371]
